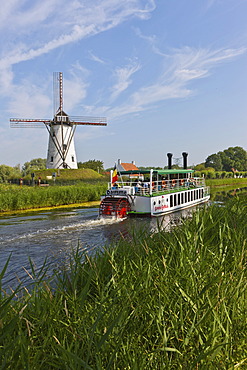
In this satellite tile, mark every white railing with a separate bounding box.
[109,177,206,196]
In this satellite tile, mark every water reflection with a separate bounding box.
[210,186,247,202]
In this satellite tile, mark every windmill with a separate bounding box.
[10,72,107,169]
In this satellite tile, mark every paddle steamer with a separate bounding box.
[99,153,210,218]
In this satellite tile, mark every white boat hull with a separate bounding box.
[100,186,210,217]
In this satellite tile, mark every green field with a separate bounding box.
[206,177,247,187]
[34,168,107,181]
[1,196,246,368]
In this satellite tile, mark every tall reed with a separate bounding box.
[0,197,246,368]
[0,183,107,212]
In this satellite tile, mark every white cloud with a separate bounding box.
[8,85,51,118]
[106,46,246,119]
[0,1,156,70]
[110,61,141,101]
[88,51,106,64]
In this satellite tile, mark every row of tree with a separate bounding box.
[197,146,247,172]
[0,147,246,183]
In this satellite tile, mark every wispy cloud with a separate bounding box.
[0,1,156,70]
[106,46,246,119]
[134,27,166,56]
[110,61,141,101]
[88,51,106,64]
[0,1,156,118]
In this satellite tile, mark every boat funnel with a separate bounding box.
[167,153,173,169]
[182,152,188,169]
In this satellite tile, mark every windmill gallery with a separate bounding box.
[10,72,107,169]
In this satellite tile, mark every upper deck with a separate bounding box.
[108,169,209,197]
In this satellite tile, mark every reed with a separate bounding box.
[0,197,246,368]
[0,183,107,212]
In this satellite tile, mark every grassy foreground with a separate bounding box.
[1,197,247,369]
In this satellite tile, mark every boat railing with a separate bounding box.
[109,177,206,196]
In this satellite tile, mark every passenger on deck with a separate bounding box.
[135,181,142,194]
[143,181,149,193]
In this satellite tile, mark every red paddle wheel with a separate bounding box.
[99,197,131,218]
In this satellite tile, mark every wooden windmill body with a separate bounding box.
[10,72,107,169]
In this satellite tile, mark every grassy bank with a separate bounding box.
[1,197,246,368]
[1,177,247,213]
[206,177,247,187]
[0,183,107,212]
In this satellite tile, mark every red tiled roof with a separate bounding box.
[120,163,139,171]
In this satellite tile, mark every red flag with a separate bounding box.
[112,164,118,184]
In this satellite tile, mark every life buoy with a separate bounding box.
[162,180,166,188]
[152,182,155,189]
[172,179,176,187]
[180,179,185,186]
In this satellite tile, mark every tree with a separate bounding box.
[220,147,247,171]
[0,165,22,183]
[22,158,46,176]
[205,147,247,172]
[205,154,222,171]
[77,159,104,173]
[193,163,206,171]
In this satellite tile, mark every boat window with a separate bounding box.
[178,194,180,205]
[170,195,173,207]
[181,193,184,204]
[174,194,177,206]
[184,192,187,203]
[188,191,190,202]
[51,156,53,162]
[191,191,194,201]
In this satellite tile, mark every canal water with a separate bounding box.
[0,206,185,290]
[0,187,246,290]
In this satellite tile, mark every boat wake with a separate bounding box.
[0,215,124,244]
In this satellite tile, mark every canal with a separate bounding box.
[0,186,246,290]
[0,206,185,289]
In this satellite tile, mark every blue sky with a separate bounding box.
[0,0,247,169]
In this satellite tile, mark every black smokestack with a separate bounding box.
[182,152,188,169]
[167,153,173,169]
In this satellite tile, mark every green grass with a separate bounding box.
[0,183,107,212]
[1,197,246,368]
[206,177,247,187]
[34,168,107,181]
